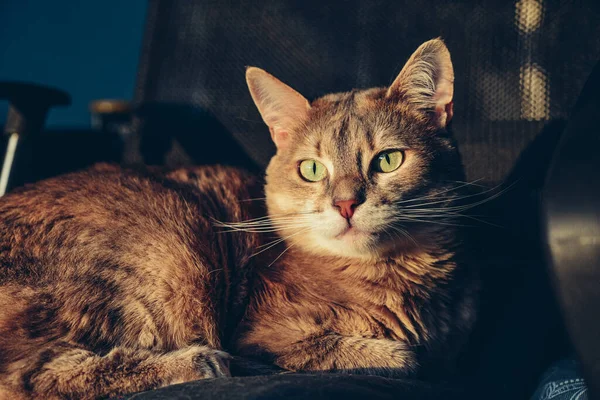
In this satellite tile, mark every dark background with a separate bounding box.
[0,0,147,128]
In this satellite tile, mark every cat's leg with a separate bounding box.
[9,342,230,399]
[273,335,417,377]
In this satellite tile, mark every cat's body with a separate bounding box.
[235,82,477,377]
[0,39,478,399]
[0,165,263,398]
[238,241,476,378]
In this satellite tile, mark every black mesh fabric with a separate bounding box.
[134,0,600,185]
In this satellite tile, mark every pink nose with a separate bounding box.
[334,199,359,219]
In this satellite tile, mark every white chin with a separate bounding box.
[290,211,382,258]
[312,229,377,258]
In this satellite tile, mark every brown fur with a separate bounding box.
[0,165,263,398]
[0,39,477,398]
[237,40,476,378]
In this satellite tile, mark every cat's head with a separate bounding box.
[246,39,465,259]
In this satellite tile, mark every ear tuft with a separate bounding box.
[387,38,454,128]
[246,67,311,149]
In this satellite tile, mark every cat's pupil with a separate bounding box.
[313,162,316,175]
[384,153,390,165]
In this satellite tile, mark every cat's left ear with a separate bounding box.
[387,38,454,128]
[246,67,311,149]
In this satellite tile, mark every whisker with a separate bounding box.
[390,225,418,247]
[218,220,312,228]
[400,182,505,209]
[254,225,314,248]
[431,183,515,212]
[211,210,318,225]
[394,215,473,228]
[213,217,314,234]
[215,222,313,234]
[457,214,503,228]
[210,211,319,234]
[442,178,488,188]
[391,181,516,230]
[398,212,497,227]
[268,241,298,267]
[251,228,311,258]
[237,197,267,203]
[394,179,488,206]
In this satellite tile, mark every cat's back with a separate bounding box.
[0,164,263,393]
[0,163,263,352]
[0,163,262,285]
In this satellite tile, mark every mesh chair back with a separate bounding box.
[134,0,600,184]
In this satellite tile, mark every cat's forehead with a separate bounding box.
[298,88,408,158]
[311,87,387,119]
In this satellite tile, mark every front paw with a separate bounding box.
[165,345,231,383]
[275,336,417,378]
[191,347,231,378]
[336,337,418,377]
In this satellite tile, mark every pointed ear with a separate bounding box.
[387,38,454,128]
[246,67,311,149]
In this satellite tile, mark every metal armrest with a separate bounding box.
[0,82,71,195]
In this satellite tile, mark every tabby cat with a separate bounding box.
[0,39,477,399]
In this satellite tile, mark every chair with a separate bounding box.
[543,60,600,399]
[0,82,70,195]
[126,0,600,398]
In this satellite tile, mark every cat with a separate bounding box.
[234,38,477,377]
[0,38,477,399]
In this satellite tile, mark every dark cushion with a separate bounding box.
[122,374,466,400]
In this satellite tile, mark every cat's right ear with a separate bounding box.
[246,67,311,149]
[387,39,454,128]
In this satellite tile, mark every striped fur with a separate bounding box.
[0,39,476,398]
[238,38,477,377]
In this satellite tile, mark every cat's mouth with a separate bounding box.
[335,224,370,240]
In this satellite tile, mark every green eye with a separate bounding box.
[374,150,404,173]
[299,159,327,182]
